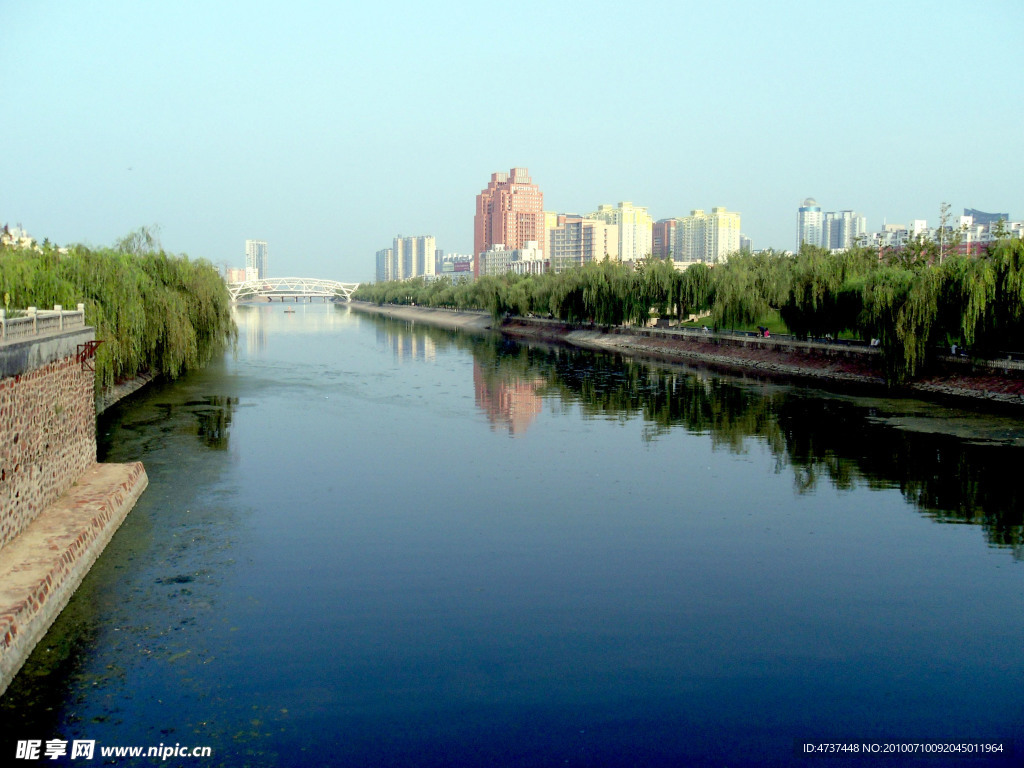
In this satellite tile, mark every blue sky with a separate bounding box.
[3,0,1022,282]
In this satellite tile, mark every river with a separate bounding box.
[2,302,1022,767]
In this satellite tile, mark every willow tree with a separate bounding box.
[679,262,714,319]
[862,265,944,384]
[1,236,235,395]
[937,254,997,349]
[710,254,772,330]
[636,256,683,322]
[779,246,873,339]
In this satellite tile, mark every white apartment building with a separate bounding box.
[822,210,867,251]
[797,200,867,252]
[245,240,268,280]
[589,202,652,263]
[479,241,546,276]
[796,199,823,251]
[547,214,619,273]
[677,207,741,264]
[377,235,437,281]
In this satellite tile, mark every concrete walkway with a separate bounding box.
[0,461,148,696]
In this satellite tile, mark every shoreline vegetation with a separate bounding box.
[353,238,1024,392]
[0,227,236,407]
[349,302,1024,407]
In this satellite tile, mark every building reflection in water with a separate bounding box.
[473,358,544,436]
[376,324,436,361]
[234,302,350,357]
[233,305,268,356]
[361,312,1024,554]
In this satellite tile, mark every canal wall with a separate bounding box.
[349,302,494,332]
[0,309,148,697]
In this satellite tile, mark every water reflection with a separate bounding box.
[232,301,348,357]
[376,323,437,361]
[473,356,544,436]
[370,314,1024,556]
[1,368,242,740]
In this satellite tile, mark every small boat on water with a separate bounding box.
[284,307,296,313]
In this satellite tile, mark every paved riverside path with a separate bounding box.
[0,462,148,696]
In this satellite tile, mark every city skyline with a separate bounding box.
[2,1,1022,282]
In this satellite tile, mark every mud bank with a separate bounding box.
[348,302,1024,407]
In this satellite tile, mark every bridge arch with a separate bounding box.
[228,277,360,302]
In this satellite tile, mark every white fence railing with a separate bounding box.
[0,304,86,343]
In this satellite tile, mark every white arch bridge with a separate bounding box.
[228,277,360,303]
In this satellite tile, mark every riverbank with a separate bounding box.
[350,302,494,332]
[0,462,148,697]
[348,301,1024,407]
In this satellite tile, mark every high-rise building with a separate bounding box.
[677,207,741,264]
[474,168,545,278]
[548,214,619,273]
[393,235,436,280]
[377,235,436,281]
[375,248,394,282]
[796,199,823,252]
[245,240,268,280]
[588,202,653,263]
[652,219,677,259]
[822,210,867,251]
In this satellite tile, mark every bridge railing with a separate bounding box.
[0,304,87,344]
[227,278,359,302]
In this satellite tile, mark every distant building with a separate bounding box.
[377,235,436,281]
[964,208,1008,228]
[796,198,823,251]
[479,241,547,277]
[375,248,394,282]
[739,235,753,253]
[245,240,268,280]
[822,210,867,251]
[225,267,247,283]
[588,202,652,263]
[474,168,545,278]
[1,225,35,250]
[677,207,741,264]
[797,200,866,252]
[652,219,677,259]
[861,213,1023,254]
[438,252,474,282]
[548,214,619,273]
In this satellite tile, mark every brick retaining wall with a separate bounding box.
[0,325,148,697]
[0,355,96,551]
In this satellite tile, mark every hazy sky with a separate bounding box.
[3,0,1022,282]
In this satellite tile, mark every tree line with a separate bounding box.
[354,236,1024,384]
[1,228,236,396]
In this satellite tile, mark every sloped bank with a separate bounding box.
[347,302,1024,408]
[0,321,148,696]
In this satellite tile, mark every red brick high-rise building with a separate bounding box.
[474,167,544,278]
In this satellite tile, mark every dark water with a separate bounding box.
[2,303,1022,767]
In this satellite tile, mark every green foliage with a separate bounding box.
[352,234,1024,385]
[1,236,236,396]
[862,265,944,383]
[709,253,772,329]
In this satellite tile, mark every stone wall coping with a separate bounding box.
[0,326,96,379]
[0,304,86,344]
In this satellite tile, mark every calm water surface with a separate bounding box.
[2,303,1022,767]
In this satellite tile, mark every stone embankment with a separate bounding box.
[348,301,1024,407]
[0,310,147,696]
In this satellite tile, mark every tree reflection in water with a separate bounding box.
[379,316,1023,558]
